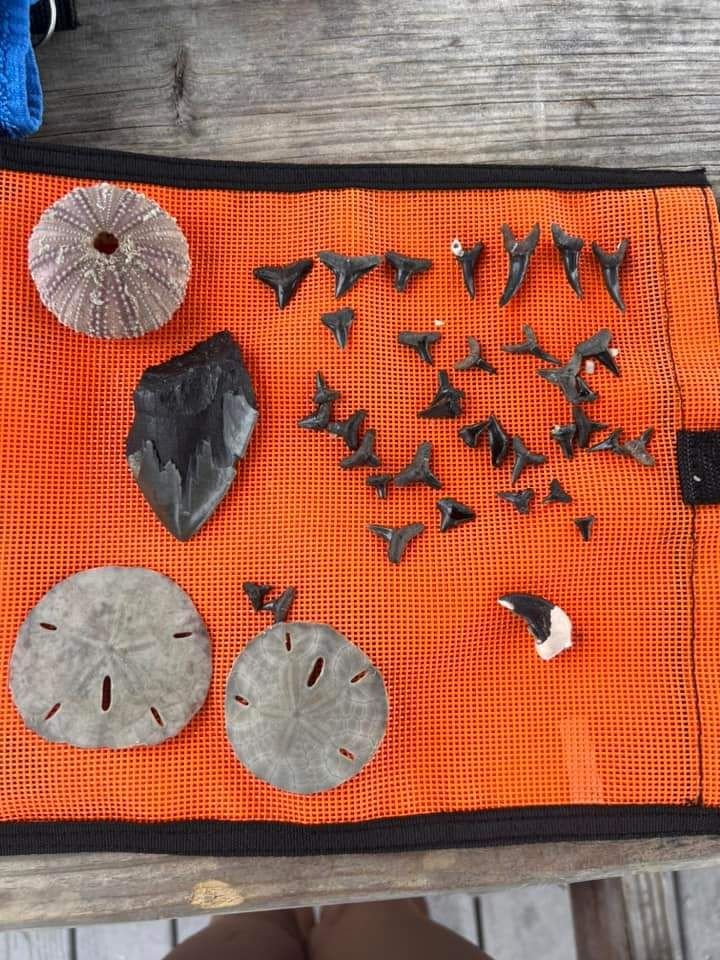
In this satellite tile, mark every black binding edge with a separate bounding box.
[0,141,709,193]
[1,805,719,856]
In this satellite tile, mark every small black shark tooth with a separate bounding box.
[551,224,584,298]
[592,239,629,312]
[588,428,625,455]
[298,401,334,431]
[317,251,381,298]
[253,258,313,309]
[458,420,488,449]
[537,355,598,405]
[398,331,441,366]
[437,497,476,532]
[502,323,561,366]
[450,238,484,298]
[497,488,535,515]
[574,516,595,542]
[327,409,367,450]
[313,372,341,406]
[621,428,655,467]
[454,336,497,374]
[543,478,572,504]
[487,415,511,467]
[385,251,432,292]
[262,586,296,624]
[499,224,541,306]
[572,405,608,448]
[340,429,381,469]
[366,474,392,499]
[394,441,442,489]
[418,369,465,419]
[575,328,620,377]
[368,522,425,564]
[242,581,272,612]
[321,307,355,349]
[511,436,546,485]
[550,423,577,460]
[498,593,572,660]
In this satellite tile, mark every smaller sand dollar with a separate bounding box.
[10,567,211,748]
[225,622,388,794]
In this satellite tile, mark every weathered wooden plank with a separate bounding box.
[74,920,173,959]
[620,873,683,960]
[31,0,720,185]
[1,837,720,931]
[481,883,575,960]
[675,864,720,959]
[571,878,631,960]
[427,894,479,945]
[0,929,71,960]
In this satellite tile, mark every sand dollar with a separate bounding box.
[10,567,211,748]
[225,622,388,794]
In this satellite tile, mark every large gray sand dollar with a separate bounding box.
[10,567,211,748]
[225,622,388,794]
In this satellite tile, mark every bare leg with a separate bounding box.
[309,898,494,960]
[163,908,313,960]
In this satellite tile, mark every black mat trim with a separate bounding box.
[2,806,720,856]
[677,430,720,505]
[0,141,709,193]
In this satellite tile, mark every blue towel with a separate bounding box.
[0,0,42,138]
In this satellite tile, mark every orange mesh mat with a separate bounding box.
[1,143,719,856]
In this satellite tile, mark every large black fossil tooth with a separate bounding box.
[313,372,341,406]
[243,581,272,612]
[450,238,484,299]
[537,355,598,405]
[418,369,465,419]
[321,307,355,349]
[497,488,534,515]
[317,251,381,298]
[575,328,620,377]
[394,441,442,490]
[543,478,572,504]
[454,336,497,375]
[385,250,432,292]
[498,593,572,660]
[458,420,488,449]
[327,409,367,450]
[550,423,577,460]
[574,516,595,542]
[502,323,561,366]
[398,330,441,366]
[298,400,334,431]
[511,436,546,485]
[592,239,629,312]
[572,405,608,448]
[340,429,381,469]
[262,586,296,624]
[366,473,392,499]
[588,428,625,455]
[437,497,476,532]
[499,223,541,307]
[126,331,258,542]
[368,522,425,565]
[551,224,584,298]
[621,428,655,467]
[253,258,313,309]
[487,414,511,467]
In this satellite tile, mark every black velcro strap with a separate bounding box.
[31,0,77,34]
[677,430,720,505]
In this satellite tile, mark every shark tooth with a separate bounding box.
[394,441,442,489]
[592,239,629,312]
[321,307,355,349]
[368,523,425,564]
[572,405,608,448]
[340,430,381,469]
[418,369,465,419]
[242,581,272,611]
[588,428,625,455]
[511,436,546,485]
[327,410,367,450]
[574,516,595,541]
[497,488,535,515]
[458,420,488,449]
[437,497,476,532]
[261,586,296,624]
[543,478,572,504]
[550,423,577,459]
[498,593,572,661]
[621,428,655,467]
[317,251,381,298]
[385,250,432,292]
[575,328,620,376]
[450,238,484,298]
[454,336,497,374]
[551,224,584,298]
[253,258,313,308]
[366,474,392,499]
[398,330,441,365]
[502,323,561,365]
[313,372,341,406]
[298,401,334,431]
[499,224,540,306]
[126,331,258,542]
[487,415,511,467]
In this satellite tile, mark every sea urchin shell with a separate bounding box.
[28,182,191,339]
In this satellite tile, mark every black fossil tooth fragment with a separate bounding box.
[321,307,355,349]
[458,420,488,449]
[368,522,425,565]
[418,369,465,419]
[253,258,313,309]
[385,250,432,292]
[498,593,572,660]
[550,423,577,460]
[340,429,381,469]
[243,581,272,612]
[572,405,608,448]
[497,488,534,515]
[574,516,595,542]
[499,223,541,307]
[398,330,441,366]
[262,586,296,624]
[366,473,392,499]
[588,428,625,455]
[487,414,511,467]
[454,336,497,374]
[450,238,484,299]
[317,251,381,298]
[502,323,561,366]
[575,328,620,377]
[327,409,367,450]
[551,224,584,298]
[592,239,629,312]
[313,372,341,406]
[538,356,598,405]
[126,331,259,542]
[621,428,655,467]
[394,441,442,490]
[511,436,546,485]
[298,400,333,431]
[543,478,572,504]
[437,497,476,532]
[573,376,598,404]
